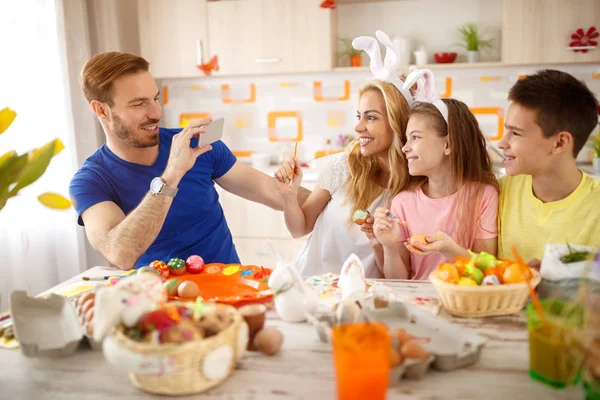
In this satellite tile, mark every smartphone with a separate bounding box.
[199,117,225,147]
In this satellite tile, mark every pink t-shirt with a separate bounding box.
[389,183,498,280]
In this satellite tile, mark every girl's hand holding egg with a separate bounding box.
[406,231,456,257]
[373,208,402,248]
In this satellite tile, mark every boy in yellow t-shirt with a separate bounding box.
[497,69,600,265]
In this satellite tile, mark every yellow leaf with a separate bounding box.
[0,108,17,135]
[30,138,64,160]
[38,192,72,210]
[0,150,17,169]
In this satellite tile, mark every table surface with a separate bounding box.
[1,266,584,400]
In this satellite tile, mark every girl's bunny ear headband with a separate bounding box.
[352,31,449,124]
[403,66,449,124]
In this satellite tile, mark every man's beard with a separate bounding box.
[112,113,160,148]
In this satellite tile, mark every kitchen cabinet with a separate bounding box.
[207,0,336,75]
[137,0,209,78]
[502,0,600,64]
[217,180,317,267]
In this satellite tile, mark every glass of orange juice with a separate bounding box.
[332,322,391,400]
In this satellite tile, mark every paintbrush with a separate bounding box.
[289,142,299,190]
[512,245,546,322]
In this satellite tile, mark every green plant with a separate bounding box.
[337,37,361,58]
[590,133,600,158]
[457,23,493,52]
[0,107,71,211]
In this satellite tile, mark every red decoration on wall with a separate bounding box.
[197,55,220,76]
[320,0,336,9]
[569,26,598,53]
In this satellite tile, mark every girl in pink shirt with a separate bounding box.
[373,98,499,280]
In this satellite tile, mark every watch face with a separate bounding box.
[150,177,163,194]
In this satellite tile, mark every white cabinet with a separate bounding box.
[207,0,335,75]
[502,0,600,64]
[217,180,317,267]
[137,0,209,78]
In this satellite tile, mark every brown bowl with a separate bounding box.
[238,304,267,347]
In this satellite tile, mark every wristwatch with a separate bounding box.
[150,177,178,197]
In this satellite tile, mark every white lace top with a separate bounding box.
[293,152,387,278]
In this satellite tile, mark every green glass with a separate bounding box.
[527,299,584,389]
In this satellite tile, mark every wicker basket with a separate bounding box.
[105,302,247,396]
[429,269,542,317]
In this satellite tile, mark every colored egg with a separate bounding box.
[167,257,186,275]
[482,275,501,286]
[185,255,204,274]
[137,266,160,276]
[503,263,527,284]
[149,260,170,279]
[352,209,371,225]
[457,277,478,286]
[409,233,428,253]
[435,263,459,283]
[164,279,181,296]
[177,281,200,299]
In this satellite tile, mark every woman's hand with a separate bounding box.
[373,208,402,248]
[274,157,302,196]
[360,216,380,248]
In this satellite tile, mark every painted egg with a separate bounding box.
[408,233,428,253]
[164,279,181,296]
[185,255,204,274]
[149,260,169,279]
[160,320,204,344]
[167,257,186,276]
[351,209,371,225]
[482,275,501,286]
[177,281,200,299]
[137,266,160,276]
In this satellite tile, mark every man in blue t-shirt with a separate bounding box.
[70,52,310,270]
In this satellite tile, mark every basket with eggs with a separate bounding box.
[429,247,541,317]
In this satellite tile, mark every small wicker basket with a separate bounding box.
[105,302,247,396]
[429,269,542,317]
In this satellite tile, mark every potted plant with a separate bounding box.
[338,37,362,67]
[457,23,493,63]
[590,132,600,174]
[0,107,70,211]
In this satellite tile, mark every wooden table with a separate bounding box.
[1,267,584,400]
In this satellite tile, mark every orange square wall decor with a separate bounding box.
[180,113,210,128]
[470,107,504,141]
[268,111,303,142]
[221,84,256,104]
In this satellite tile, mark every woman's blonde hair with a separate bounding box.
[405,99,499,247]
[345,80,411,221]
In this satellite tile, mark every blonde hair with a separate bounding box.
[80,52,150,105]
[406,99,499,247]
[345,80,411,221]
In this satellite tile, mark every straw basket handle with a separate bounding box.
[103,336,178,375]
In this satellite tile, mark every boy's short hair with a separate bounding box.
[508,69,598,156]
[80,52,150,106]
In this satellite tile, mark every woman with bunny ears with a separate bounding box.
[373,72,499,280]
[274,31,418,278]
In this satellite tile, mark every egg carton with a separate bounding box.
[306,299,486,383]
[9,290,102,357]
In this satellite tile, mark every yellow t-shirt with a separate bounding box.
[498,172,600,261]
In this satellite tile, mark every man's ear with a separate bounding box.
[553,131,574,155]
[90,100,111,122]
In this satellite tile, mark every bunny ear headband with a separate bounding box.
[352,31,449,124]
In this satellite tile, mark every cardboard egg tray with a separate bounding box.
[9,289,102,357]
[306,299,486,384]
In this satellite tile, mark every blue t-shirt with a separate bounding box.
[69,128,240,268]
